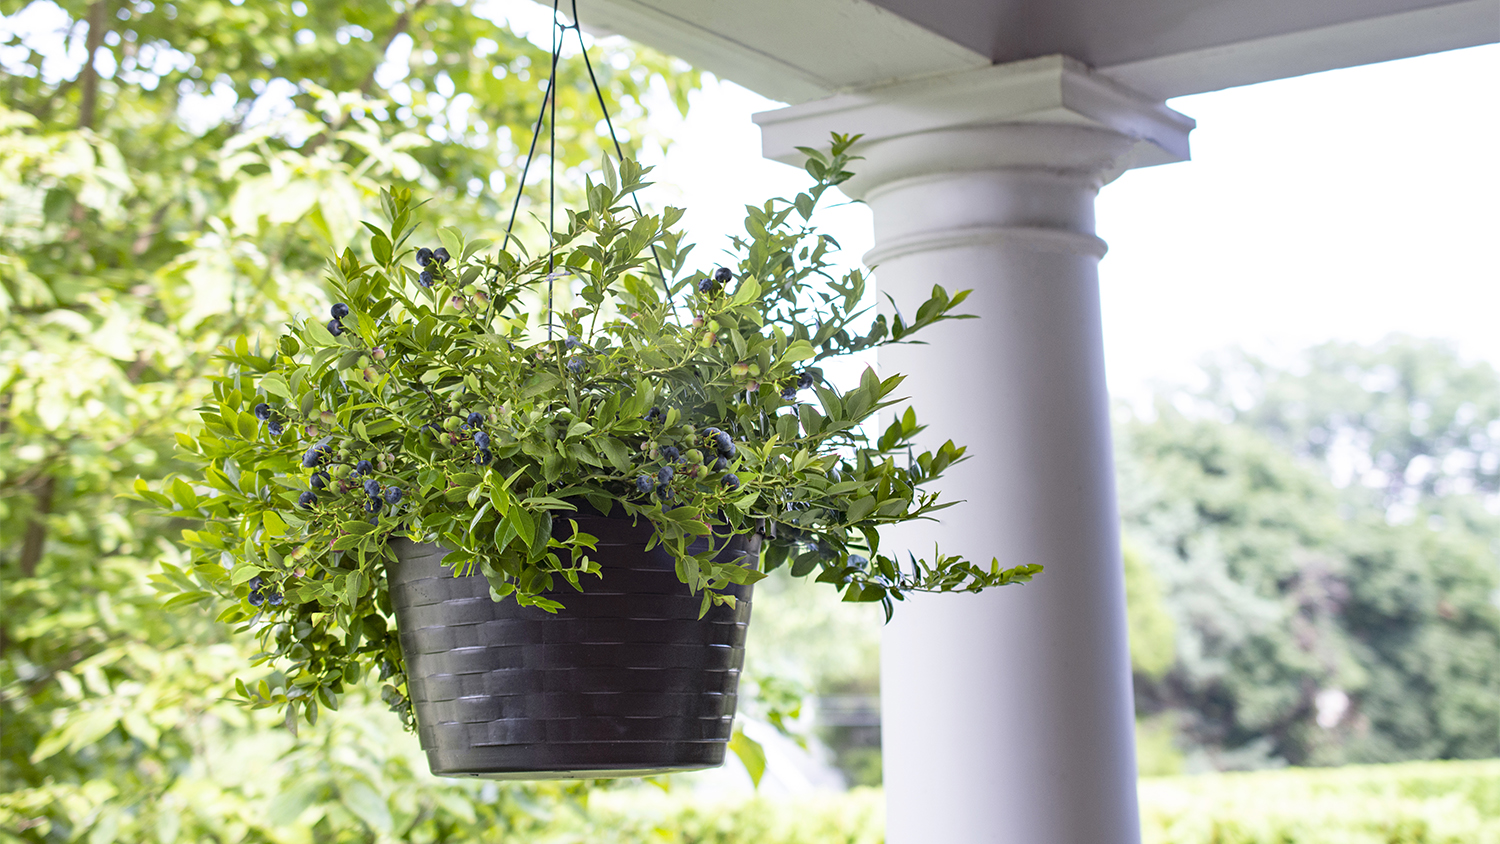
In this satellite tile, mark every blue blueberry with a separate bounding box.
[713,456,728,472]
[644,406,662,422]
[702,427,722,438]
[363,478,381,498]
[355,460,373,476]
[713,267,733,284]
[433,247,450,264]
[248,575,264,591]
[474,448,492,465]
[311,471,329,490]
[566,357,585,374]
[418,270,434,287]
[661,446,680,463]
[781,386,798,401]
[723,474,741,491]
[297,490,318,509]
[330,303,350,319]
[698,277,716,294]
[465,411,485,428]
[473,431,491,450]
[658,465,674,486]
[565,335,580,349]
[416,247,434,266]
[384,486,403,504]
[267,420,284,437]
[366,499,382,514]
[254,403,272,421]
[248,590,265,607]
[636,475,655,494]
[798,370,815,390]
[714,433,735,457]
[327,318,344,336]
[267,591,284,606]
[301,445,330,468]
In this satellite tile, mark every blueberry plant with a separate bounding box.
[145,135,1042,730]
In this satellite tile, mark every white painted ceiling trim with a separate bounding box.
[567,0,1497,104]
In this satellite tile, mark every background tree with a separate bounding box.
[1120,336,1500,771]
[0,1,698,839]
[1190,336,1500,511]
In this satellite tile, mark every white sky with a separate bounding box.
[636,41,1500,401]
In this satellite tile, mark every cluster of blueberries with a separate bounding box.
[559,335,587,375]
[698,266,733,294]
[293,444,402,519]
[246,575,283,608]
[363,472,404,515]
[635,412,742,497]
[415,246,451,288]
[467,412,492,465]
[327,302,349,337]
[299,444,332,513]
[254,401,283,437]
[783,370,816,402]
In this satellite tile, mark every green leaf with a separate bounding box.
[341,780,393,834]
[305,317,337,347]
[268,785,317,827]
[346,570,366,604]
[260,372,291,400]
[370,232,392,266]
[170,478,198,511]
[599,437,633,472]
[509,507,535,548]
[846,495,878,523]
[438,227,464,263]
[728,727,766,788]
[262,510,288,537]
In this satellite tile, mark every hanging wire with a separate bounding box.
[568,0,669,291]
[497,0,673,330]
[546,0,560,338]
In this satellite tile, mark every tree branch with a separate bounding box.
[361,0,429,96]
[19,476,56,577]
[77,1,109,131]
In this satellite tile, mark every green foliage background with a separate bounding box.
[0,0,700,839]
[1121,337,1500,771]
[3,0,1496,837]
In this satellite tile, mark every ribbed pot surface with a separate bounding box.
[387,510,756,779]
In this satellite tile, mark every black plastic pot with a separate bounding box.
[386,509,758,779]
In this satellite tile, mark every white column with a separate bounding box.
[755,56,1194,844]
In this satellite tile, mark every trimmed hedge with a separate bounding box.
[579,760,1498,844]
[573,788,886,844]
[1138,760,1500,844]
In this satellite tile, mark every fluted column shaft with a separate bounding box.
[755,57,1194,844]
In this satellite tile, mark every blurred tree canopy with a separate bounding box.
[0,0,698,839]
[1120,337,1500,772]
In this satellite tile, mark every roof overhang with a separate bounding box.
[569,0,1497,102]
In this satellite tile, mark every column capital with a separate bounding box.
[753,54,1195,192]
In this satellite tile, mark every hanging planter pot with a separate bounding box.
[387,509,758,778]
[147,9,1045,776]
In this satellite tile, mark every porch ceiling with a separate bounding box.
[571,0,1497,102]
